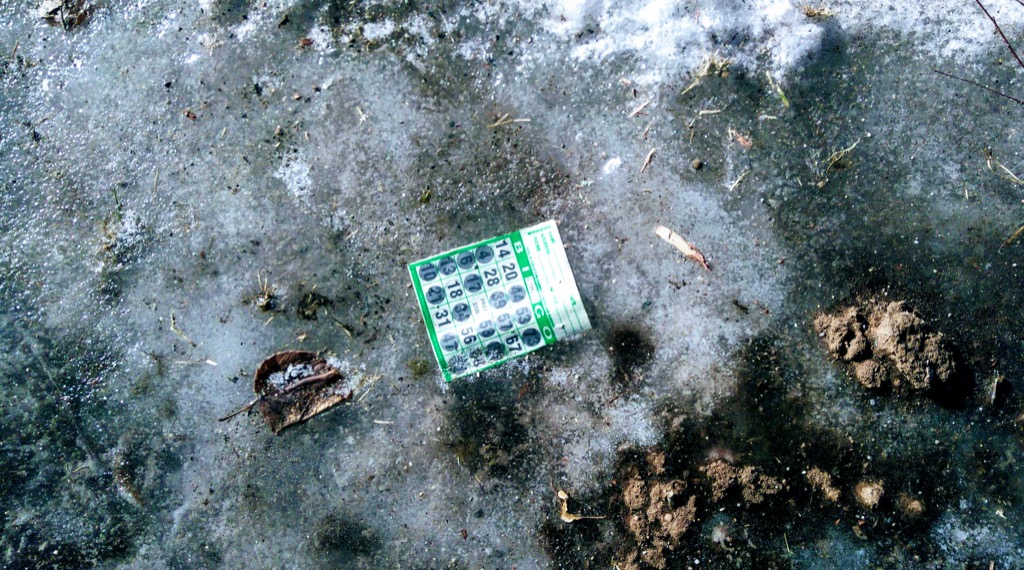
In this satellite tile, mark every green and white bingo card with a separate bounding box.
[409,220,592,381]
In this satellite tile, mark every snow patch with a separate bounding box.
[274,154,313,202]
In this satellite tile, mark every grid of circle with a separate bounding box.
[418,240,542,375]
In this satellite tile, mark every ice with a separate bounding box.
[2,0,1023,567]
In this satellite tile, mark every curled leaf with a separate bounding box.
[219,350,353,433]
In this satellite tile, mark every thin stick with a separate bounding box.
[932,68,1024,106]
[680,78,701,97]
[765,70,790,107]
[1004,224,1024,246]
[974,0,1024,70]
[728,169,750,192]
[488,113,531,128]
[823,140,860,174]
[641,121,653,139]
[279,370,342,394]
[169,312,197,347]
[639,148,656,173]
[218,397,259,421]
[357,373,382,402]
[628,99,652,117]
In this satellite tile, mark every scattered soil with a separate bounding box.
[615,453,698,570]
[297,290,333,320]
[701,459,783,505]
[814,299,967,403]
[806,467,840,503]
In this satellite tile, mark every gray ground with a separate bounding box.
[2,0,1024,568]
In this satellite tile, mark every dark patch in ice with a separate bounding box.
[605,323,655,388]
[442,376,532,481]
[205,0,252,26]
[310,512,380,563]
[296,289,333,320]
[0,313,172,568]
[537,516,613,570]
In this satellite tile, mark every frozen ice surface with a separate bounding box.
[1,0,1024,567]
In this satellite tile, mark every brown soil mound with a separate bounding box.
[615,453,698,570]
[814,300,967,402]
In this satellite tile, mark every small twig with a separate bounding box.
[332,316,354,338]
[218,397,259,421]
[800,6,835,20]
[11,40,19,59]
[1004,224,1024,246]
[823,140,861,174]
[639,147,656,174]
[628,99,652,117]
[985,150,1024,185]
[372,419,393,425]
[487,113,531,128]
[728,169,750,192]
[279,370,343,394]
[173,359,217,366]
[680,77,701,97]
[169,312,197,347]
[728,128,753,150]
[641,121,653,139]
[974,0,1024,71]
[557,489,606,523]
[356,373,382,402]
[932,68,1024,106]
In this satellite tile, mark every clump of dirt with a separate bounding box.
[806,467,840,503]
[814,306,870,362]
[615,452,698,570]
[701,459,783,505]
[814,299,968,403]
[897,492,925,519]
[855,480,885,509]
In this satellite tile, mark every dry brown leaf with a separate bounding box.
[254,351,351,433]
[220,350,352,433]
[654,224,711,271]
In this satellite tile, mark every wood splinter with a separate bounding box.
[655,224,711,271]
